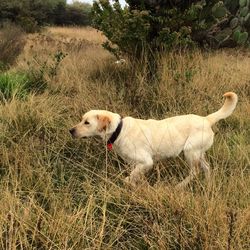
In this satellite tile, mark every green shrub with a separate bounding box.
[16,16,40,33]
[0,0,92,30]
[64,2,92,26]
[92,0,250,59]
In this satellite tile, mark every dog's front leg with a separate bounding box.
[125,159,153,186]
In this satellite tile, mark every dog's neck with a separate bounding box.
[107,119,123,146]
[100,114,122,141]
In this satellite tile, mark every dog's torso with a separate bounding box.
[113,114,214,164]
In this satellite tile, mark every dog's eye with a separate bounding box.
[84,121,90,125]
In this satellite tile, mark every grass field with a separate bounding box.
[0,26,249,249]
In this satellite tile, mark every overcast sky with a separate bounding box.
[67,0,127,6]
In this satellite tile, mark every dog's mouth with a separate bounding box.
[69,128,92,139]
[70,134,87,139]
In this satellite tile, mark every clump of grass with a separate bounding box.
[0,72,29,102]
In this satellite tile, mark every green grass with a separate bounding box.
[0,72,29,102]
[0,50,65,102]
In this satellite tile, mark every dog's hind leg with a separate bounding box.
[201,154,211,181]
[176,150,201,189]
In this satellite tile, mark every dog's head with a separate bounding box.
[69,110,121,139]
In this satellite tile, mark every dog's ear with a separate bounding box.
[97,115,111,132]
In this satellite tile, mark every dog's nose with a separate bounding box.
[69,128,75,135]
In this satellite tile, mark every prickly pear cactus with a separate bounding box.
[231,0,250,44]
[208,0,250,47]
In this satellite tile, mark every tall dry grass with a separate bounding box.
[0,27,249,249]
[46,27,106,44]
[0,23,26,69]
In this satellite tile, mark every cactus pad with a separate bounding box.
[238,31,249,44]
[240,6,249,17]
[230,17,239,28]
[240,0,247,7]
[212,6,228,18]
[244,13,250,26]
[233,30,241,40]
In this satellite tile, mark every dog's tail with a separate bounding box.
[206,92,238,125]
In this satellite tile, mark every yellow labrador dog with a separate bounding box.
[70,92,238,187]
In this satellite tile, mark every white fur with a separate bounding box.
[70,92,238,188]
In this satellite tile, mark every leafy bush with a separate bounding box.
[0,23,26,68]
[0,0,92,31]
[64,2,92,26]
[92,0,250,58]
[16,16,40,33]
